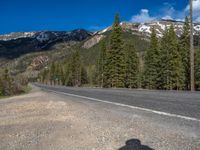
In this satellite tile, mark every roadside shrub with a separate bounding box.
[0,69,28,96]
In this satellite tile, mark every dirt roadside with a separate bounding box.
[0,86,199,150]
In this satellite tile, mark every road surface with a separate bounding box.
[35,83,200,121]
[0,84,199,150]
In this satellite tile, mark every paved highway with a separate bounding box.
[35,83,200,121]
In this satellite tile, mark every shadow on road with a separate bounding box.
[119,139,154,150]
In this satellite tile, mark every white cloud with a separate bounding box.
[130,1,200,23]
[160,2,185,21]
[185,0,200,12]
[130,9,156,23]
[162,15,173,20]
[185,0,200,22]
[196,16,200,22]
[161,2,176,17]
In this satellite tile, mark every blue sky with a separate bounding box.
[0,0,199,34]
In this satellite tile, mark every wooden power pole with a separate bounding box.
[190,0,195,91]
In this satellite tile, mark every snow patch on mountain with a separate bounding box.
[98,27,110,34]
[138,24,151,34]
[0,32,36,41]
[36,32,50,42]
[194,25,200,31]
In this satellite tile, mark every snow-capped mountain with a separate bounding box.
[0,30,92,42]
[0,29,92,58]
[97,19,200,37]
[1,19,200,58]
[0,32,36,41]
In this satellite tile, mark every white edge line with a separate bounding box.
[45,89,200,122]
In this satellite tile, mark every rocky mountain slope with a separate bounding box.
[1,19,199,58]
[0,29,92,58]
[83,19,200,49]
[0,32,36,41]
[0,19,199,79]
[97,19,200,38]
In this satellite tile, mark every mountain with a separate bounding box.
[97,19,200,38]
[1,19,200,57]
[0,32,36,41]
[0,29,92,59]
[0,19,200,79]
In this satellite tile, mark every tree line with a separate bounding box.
[38,51,88,87]
[39,14,200,90]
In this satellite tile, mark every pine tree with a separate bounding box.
[41,69,49,84]
[195,48,200,90]
[179,17,190,89]
[97,41,107,87]
[70,51,81,87]
[60,67,66,86]
[159,25,185,90]
[124,42,139,88]
[50,62,56,85]
[2,68,13,95]
[143,28,160,89]
[158,28,169,89]
[106,14,125,88]
[81,67,88,85]
[3,68,10,81]
[0,77,3,96]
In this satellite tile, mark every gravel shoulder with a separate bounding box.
[0,86,199,150]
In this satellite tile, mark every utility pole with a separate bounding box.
[190,0,195,91]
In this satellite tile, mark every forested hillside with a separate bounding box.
[38,15,200,90]
[0,14,199,93]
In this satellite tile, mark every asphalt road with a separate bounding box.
[35,83,200,121]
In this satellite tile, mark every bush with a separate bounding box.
[0,69,28,96]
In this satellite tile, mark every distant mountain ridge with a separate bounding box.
[0,29,92,58]
[1,19,200,42]
[0,30,92,41]
[96,19,200,37]
[0,19,200,59]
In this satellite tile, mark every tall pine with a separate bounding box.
[106,14,125,88]
[70,51,81,87]
[179,17,190,89]
[159,25,185,90]
[143,28,160,89]
[97,41,107,87]
[195,47,200,90]
[124,42,139,88]
[50,62,56,85]
[0,77,3,96]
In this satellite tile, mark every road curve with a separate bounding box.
[35,83,200,120]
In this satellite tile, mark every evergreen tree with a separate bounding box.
[195,48,200,90]
[50,62,56,85]
[2,68,13,95]
[143,28,160,89]
[81,67,88,85]
[0,77,3,96]
[159,25,185,90]
[106,14,125,88]
[60,68,67,86]
[179,17,190,89]
[70,51,81,86]
[3,68,10,81]
[97,41,107,87]
[158,28,169,89]
[124,42,139,88]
